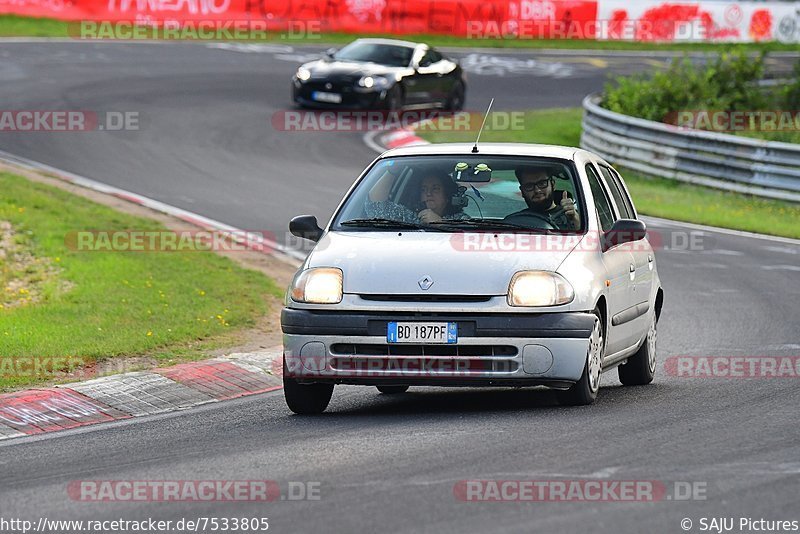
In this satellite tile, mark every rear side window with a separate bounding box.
[600,165,635,219]
[585,164,615,231]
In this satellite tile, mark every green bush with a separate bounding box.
[603,49,770,122]
[782,60,800,112]
[602,50,800,143]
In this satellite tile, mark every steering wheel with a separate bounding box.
[503,211,557,230]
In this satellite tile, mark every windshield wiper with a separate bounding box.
[340,218,438,231]
[429,219,551,233]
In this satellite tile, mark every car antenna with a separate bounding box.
[471,98,494,154]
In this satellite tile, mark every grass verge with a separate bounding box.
[0,172,282,390]
[415,108,800,239]
[2,15,799,52]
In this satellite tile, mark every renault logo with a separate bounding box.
[418,276,434,290]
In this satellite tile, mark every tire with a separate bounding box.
[557,309,604,406]
[284,376,334,414]
[383,85,403,111]
[445,81,465,111]
[618,311,657,386]
[377,385,409,394]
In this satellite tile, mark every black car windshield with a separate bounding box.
[333,42,414,67]
[332,155,586,234]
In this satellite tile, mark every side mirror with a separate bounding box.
[290,215,324,242]
[324,47,337,58]
[603,219,647,251]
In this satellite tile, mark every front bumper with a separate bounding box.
[292,81,386,109]
[281,308,595,388]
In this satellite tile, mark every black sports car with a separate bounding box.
[291,38,466,110]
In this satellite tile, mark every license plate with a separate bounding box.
[312,91,342,103]
[387,322,457,344]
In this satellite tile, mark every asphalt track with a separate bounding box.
[1,42,799,534]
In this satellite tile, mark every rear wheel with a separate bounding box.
[557,309,604,406]
[284,373,334,414]
[377,385,409,394]
[618,312,657,386]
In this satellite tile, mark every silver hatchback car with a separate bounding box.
[282,144,663,413]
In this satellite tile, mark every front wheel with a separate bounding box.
[284,376,334,414]
[445,81,465,111]
[618,312,657,386]
[557,309,604,406]
[383,85,403,111]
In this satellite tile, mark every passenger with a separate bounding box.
[505,166,580,230]
[366,170,467,223]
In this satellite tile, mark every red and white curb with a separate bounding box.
[0,349,283,441]
[363,124,431,154]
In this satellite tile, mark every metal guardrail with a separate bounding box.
[580,93,800,202]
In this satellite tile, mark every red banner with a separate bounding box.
[0,0,599,39]
[596,1,800,43]
[3,0,796,41]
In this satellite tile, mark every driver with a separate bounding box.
[505,166,580,230]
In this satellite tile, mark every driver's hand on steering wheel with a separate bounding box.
[560,192,580,229]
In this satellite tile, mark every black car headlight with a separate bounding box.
[296,67,311,82]
[357,75,391,90]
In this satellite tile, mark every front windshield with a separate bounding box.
[333,42,414,67]
[333,155,586,233]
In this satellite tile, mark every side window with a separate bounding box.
[600,165,635,219]
[585,164,616,231]
[419,51,435,67]
[428,49,443,63]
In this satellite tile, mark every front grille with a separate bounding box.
[302,81,353,93]
[329,344,519,375]
[359,294,492,303]
[331,344,517,357]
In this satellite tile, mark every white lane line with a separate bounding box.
[761,265,800,272]
[642,216,800,245]
[0,149,305,264]
[702,249,745,256]
[763,245,799,255]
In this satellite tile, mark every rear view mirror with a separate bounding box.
[290,215,324,242]
[453,162,492,182]
[603,219,647,251]
[324,48,337,58]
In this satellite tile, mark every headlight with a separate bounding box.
[357,75,390,89]
[507,271,574,307]
[296,67,311,82]
[291,268,343,304]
